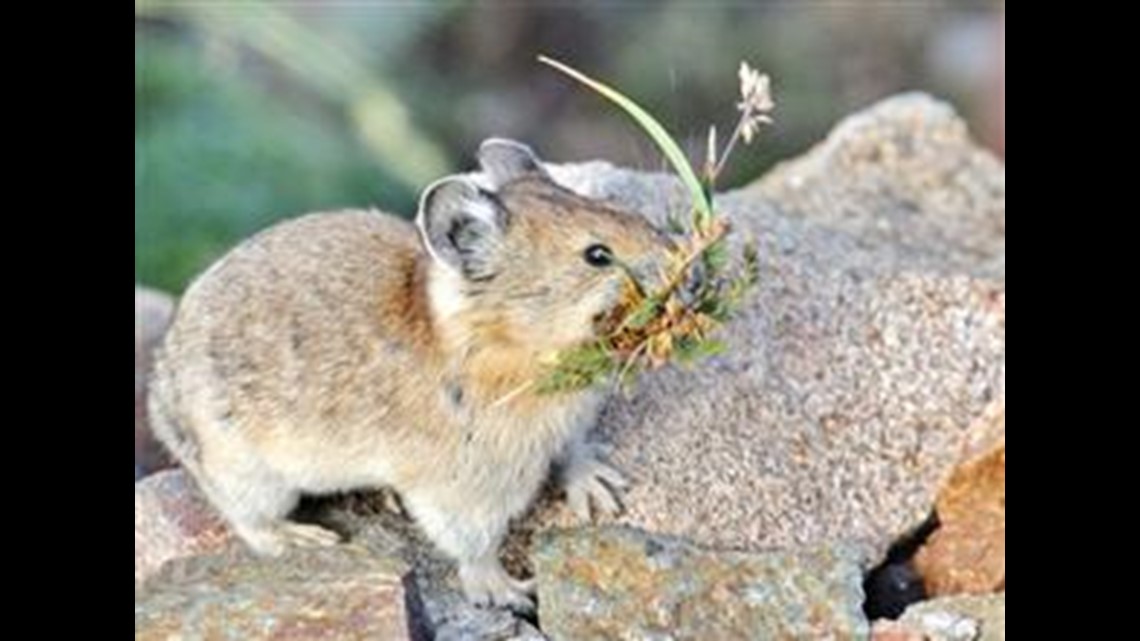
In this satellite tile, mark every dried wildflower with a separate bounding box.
[738,62,775,144]
[713,61,776,179]
[738,62,774,117]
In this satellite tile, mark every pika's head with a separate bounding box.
[417,138,675,352]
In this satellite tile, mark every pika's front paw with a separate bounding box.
[561,443,628,521]
[459,561,535,613]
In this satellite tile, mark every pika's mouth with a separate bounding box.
[589,274,642,336]
[591,295,622,332]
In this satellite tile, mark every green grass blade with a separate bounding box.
[538,55,712,222]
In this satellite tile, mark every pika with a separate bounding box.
[148,139,674,609]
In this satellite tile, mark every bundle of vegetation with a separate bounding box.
[535,57,773,394]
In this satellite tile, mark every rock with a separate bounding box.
[871,620,931,641]
[903,594,1004,641]
[871,593,1005,641]
[914,428,1005,595]
[534,526,868,640]
[542,92,1005,566]
[135,545,412,640]
[752,93,1005,269]
[135,469,233,586]
[136,286,176,479]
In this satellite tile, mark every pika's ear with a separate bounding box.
[477,138,549,187]
[416,176,507,280]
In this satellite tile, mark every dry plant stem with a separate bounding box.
[489,380,536,409]
[713,114,749,179]
[616,261,649,299]
[662,218,730,296]
[612,340,650,394]
[711,101,766,176]
[705,125,718,184]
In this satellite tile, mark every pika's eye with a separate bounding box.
[583,243,614,267]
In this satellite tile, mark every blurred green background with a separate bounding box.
[136,1,1004,293]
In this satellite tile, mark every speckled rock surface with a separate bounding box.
[534,526,868,640]
[136,286,176,479]
[135,545,412,640]
[871,620,930,641]
[543,92,1006,565]
[135,469,233,586]
[750,93,1005,271]
[870,593,1005,641]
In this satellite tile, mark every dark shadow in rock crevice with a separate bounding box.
[862,511,939,620]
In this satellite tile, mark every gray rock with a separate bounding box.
[751,92,1005,270]
[135,469,233,586]
[135,286,176,479]
[902,593,1005,641]
[135,545,412,640]
[534,526,868,640]
[543,92,1005,565]
[871,593,1005,641]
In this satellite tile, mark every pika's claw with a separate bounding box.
[561,443,627,521]
[459,561,536,613]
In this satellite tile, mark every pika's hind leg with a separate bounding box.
[197,457,340,556]
[456,550,535,612]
